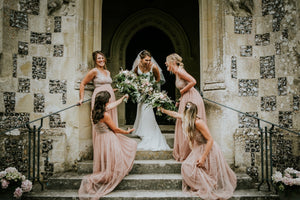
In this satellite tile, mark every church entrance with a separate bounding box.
[101,1,200,126]
[125,27,175,125]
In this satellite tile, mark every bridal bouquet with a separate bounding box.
[272,168,300,192]
[113,69,176,116]
[0,167,32,199]
[136,74,158,103]
[145,90,177,116]
[113,69,140,103]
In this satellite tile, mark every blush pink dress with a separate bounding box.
[91,69,119,173]
[91,69,118,126]
[174,68,207,161]
[78,122,137,200]
[181,127,237,200]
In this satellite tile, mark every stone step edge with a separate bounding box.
[78,159,180,165]
[48,172,251,182]
[24,189,279,199]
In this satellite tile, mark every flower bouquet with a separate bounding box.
[0,167,32,199]
[113,69,140,103]
[272,168,300,200]
[145,90,177,117]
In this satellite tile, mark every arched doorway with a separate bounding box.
[125,26,175,125]
[106,8,195,125]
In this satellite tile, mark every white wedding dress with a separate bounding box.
[132,66,171,151]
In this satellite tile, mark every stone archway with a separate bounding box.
[108,8,192,75]
[107,8,192,124]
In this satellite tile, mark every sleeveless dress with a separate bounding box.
[181,127,237,199]
[78,122,137,200]
[132,65,170,151]
[91,69,118,126]
[174,68,207,161]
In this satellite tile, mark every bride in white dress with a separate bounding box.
[131,50,170,151]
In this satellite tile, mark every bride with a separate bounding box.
[131,50,170,151]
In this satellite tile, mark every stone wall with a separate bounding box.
[0,0,85,176]
[0,0,298,181]
[202,0,299,178]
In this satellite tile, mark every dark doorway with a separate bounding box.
[125,26,175,125]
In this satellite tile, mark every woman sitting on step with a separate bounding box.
[78,91,137,200]
[159,102,237,200]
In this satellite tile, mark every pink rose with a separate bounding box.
[14,187,23,198]
[1,179,9,189]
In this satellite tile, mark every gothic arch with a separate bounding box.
[108,8,192,73]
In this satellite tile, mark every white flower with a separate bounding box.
[0,171,7,179]
[21,180,33,192]
[272,171,282,183]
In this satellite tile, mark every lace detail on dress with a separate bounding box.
[93,69,112,88]
[94,122,111,134]
[137,64,154,79]
[175,68,188,90]
[193,129,207,146]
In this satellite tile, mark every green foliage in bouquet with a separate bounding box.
[145,90,177,120]
[113,69,140,103]
[113,69,177,120]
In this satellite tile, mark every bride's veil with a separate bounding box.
[131,50,166,85]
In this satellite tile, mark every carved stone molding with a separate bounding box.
[108,8,192,74]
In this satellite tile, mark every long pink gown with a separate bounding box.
[78,122,137,200]
[182,128,237,200]
[174,68,207,161]
[91,69,118,126]
[91,69,118,172]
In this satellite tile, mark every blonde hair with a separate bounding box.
[166,53,184,71]
[182,102,197,149]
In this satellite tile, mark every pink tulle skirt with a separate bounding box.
[173,87,207,161]
[182,142,237,200]
[78,126,137,200]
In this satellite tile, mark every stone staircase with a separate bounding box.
[24,125,279,200]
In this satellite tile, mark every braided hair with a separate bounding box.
[92,91,111,124]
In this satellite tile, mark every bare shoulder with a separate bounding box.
[89,68,98,74]
[105,69,111,74]
[195,118,206,126]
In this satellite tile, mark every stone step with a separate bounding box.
[78,159,181,174]
[135,150,173,160]
[121,125,175,134]
[23,189,279,200]
[45,173,254,191]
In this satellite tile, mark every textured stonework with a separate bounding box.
[0,0,298,179]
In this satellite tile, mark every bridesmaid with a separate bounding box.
[165,53,207,161]
[78,91,137,200]
[160,102,237,200]
[78,51,119,126]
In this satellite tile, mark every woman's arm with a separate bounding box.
[177,69,196,95]
[101,112,134,134]
[159,107,182,119]
[195,119,214,168]
[78,69,97,105]
[106,94,128,111]
[152,65,161,82]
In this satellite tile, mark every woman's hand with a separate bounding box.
[126,128,135,134]
[77,99,83,106]
[157,107,164,113]
[123,94,129,102]
[196,157,205,168]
